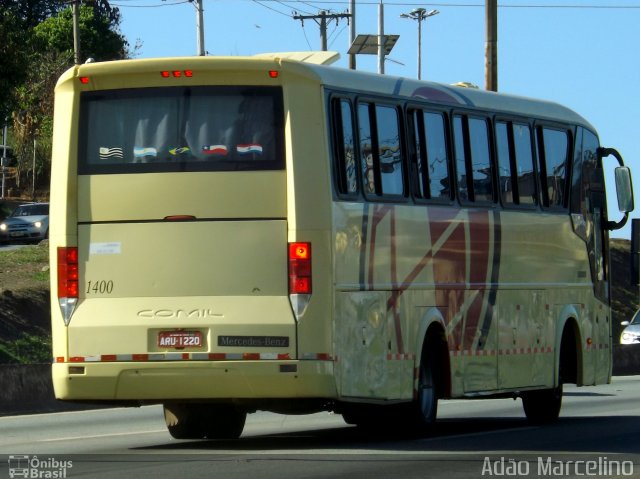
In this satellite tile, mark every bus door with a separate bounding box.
[575,128,611,383]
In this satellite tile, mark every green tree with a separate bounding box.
[5,1,130,197]
[34,3,129,62]
[0,9,29,122]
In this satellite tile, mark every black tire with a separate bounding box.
[521,383,563,424]
[164,403,206,439]
[407,350,438,433]
[164,403,246,440]
[202,405,246,439]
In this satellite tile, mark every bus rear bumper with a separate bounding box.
[52,360,337,401]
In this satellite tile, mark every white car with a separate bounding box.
[620,310,640,345]
[0,203,49,243]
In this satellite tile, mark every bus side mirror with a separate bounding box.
[599,146,634,230]
[632,218,640,287]
[615,166,634,214]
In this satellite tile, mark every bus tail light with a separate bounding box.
[57,247,79,325]
[288,242,311,319]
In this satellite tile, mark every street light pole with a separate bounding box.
[400,8,439,80]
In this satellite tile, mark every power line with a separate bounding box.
[237,0,640,9]
[293,10,352,50]
[110,0,192,8]
[251,0,294,17]
[110,0,640,10]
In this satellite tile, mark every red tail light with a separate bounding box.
[58,247,79,298]
[161,70,194,78]
[288,242,311,294]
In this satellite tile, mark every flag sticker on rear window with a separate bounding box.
[236,144,263,155]
[169,147,191,156]
[202,145,228,156]
[134,147,158,158]
[99,147,123,160]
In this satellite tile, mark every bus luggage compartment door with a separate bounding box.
[68,220,294,360]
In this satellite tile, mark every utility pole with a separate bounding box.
[32,137,37,199]
[378,1,384,74]
[195,0,205,56]
[349,0,356,69]
[1,122,8,200]
[485,0,498,91]
[72,0,81,64]
[293,11,352,52]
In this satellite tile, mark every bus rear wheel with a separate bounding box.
[521,383,563,424]
[163,403,246,439]
[406,350,438,433]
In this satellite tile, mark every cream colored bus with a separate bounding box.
[50,52,633,439]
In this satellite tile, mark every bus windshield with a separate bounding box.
[79,86,284,174]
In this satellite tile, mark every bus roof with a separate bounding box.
[64,52,595,131]
[278,53,594,131]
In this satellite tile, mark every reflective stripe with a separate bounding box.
[449,347,555,357]
[56,352,330,362]
[386,353,416,361]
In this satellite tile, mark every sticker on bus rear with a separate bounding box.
[90,242,122,255]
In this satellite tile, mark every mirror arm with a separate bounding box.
[607,213,629,231]
[598,146,624,167]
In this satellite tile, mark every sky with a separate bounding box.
[115,0,639,239]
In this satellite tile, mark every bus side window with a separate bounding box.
[375,105,404,196]
[495,121,515,205]
[468,117,493,203]
[495,121,537,206]
[332,99,358,195]
[358,103,378,195]
[513,123,536,206]
[538,127,570,208]
[410,109,429,199]
[357,102,405,198]
[454,114,494,203]
[424,112,451,202]
[453,115,470,202]
[411,110,450,202]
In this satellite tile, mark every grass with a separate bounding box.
[0,242,50,292]
[0,241,51,364]
[0,333,51,364]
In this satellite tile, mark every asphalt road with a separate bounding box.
[0,242,28,252]
[2,377,640,479]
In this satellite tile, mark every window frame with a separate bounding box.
[330,96,360,200]
[451,111,497,206]
[78,85,286,175]
[535,122,573,211]
[406,105,454,205]
[355,98,408,202]
[494,117,539,210]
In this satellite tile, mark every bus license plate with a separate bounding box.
[158,331,202,348]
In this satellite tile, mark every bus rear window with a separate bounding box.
[78,86,284,174]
